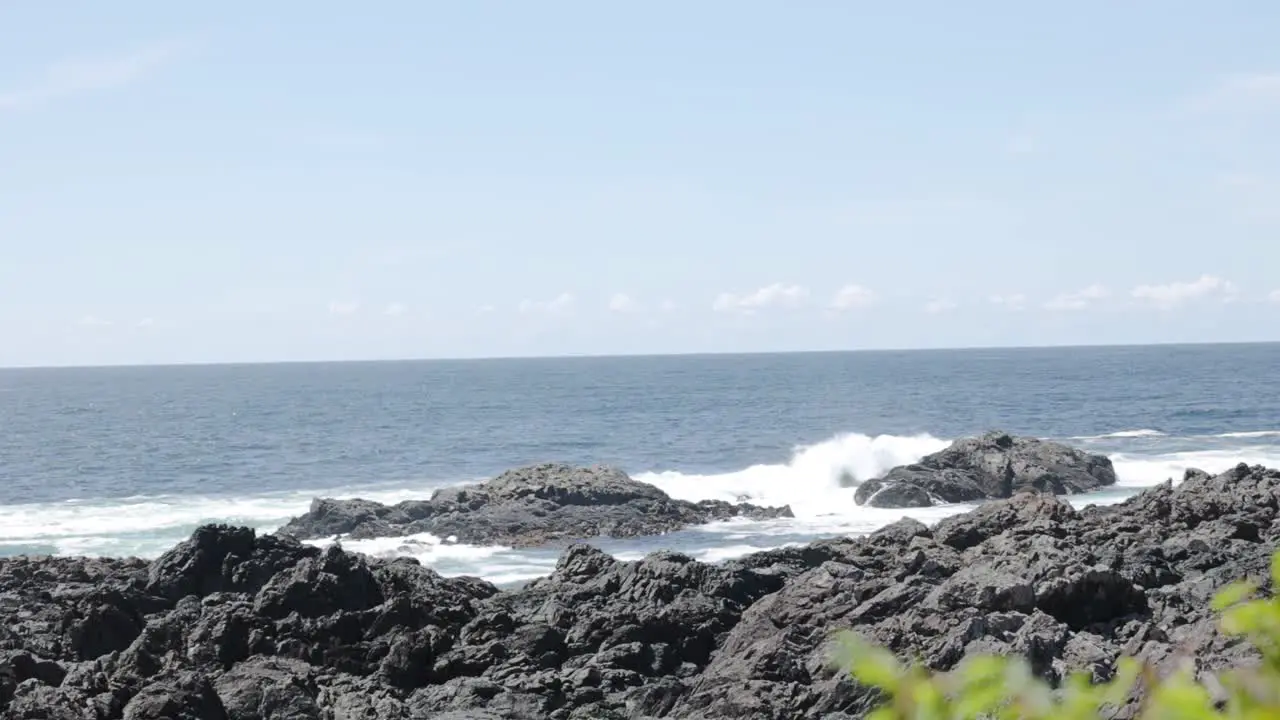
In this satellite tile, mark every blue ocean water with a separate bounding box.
[2,344,1279,584]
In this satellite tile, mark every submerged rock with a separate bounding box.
[1,462,1276,719]
[854,431,1117,508]
[278,462,794,547]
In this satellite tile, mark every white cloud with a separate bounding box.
[476,304,496,314]
[518,292,575,315]
[1044,284,1110,311]
[659,299,678,313]
[328,300,360,316]
[923,298,958,314]
[136,317,155,328]
[713,283,810,313]
[1131,275,1237,309]
[78,315,113,327]
[0,42,182,111]
[608,293,640,313]
[1269,289,1280,304]
[384,302,407,317]
[828,284,877,311]
[989,293,1027,310]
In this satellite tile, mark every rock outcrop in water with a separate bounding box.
[2,463,1277,719]
[277,463,794,548]
[854,431,1118,508]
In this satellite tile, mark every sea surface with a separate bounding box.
[3,344,1279,586]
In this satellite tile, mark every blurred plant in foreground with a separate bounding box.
[832,550,1280,719]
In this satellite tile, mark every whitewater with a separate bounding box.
[5,429,1279,586]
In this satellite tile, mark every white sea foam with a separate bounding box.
[1212,430,1280,439]
[1073,429,1167,440]
[0,482,453,558]
[1109,447,1280,487]
[637,432,950,519]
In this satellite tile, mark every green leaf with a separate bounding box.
[833,631,904,691]
[1212,580,1258,611]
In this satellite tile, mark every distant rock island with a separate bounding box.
[278,462,794,547]
[853,431,1117,507]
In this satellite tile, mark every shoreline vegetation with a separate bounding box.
[1,434,1277,718]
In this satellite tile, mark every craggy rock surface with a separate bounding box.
[854,431,1118,508]
[277,463,794,547]
[3,463,1278,719]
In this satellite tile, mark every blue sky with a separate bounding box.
[2,2,1278,366]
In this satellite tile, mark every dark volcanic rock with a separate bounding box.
[278,462,794,547]
[855,431,1117,508]
[1,462,1277,719]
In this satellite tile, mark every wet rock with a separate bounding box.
[856,431,1117,508]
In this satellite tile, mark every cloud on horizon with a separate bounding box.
[713,283,810,313]
[1131,275,1237,309]
[1045,284,1110,311]
[608,293,640,313]
[828,284,877,311]
[518,292,575,315]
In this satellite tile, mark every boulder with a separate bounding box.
[278,463,794,547]
[855,431,1117,508]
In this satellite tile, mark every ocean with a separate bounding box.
[3,343,1279,586]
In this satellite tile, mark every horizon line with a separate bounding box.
[1,338,1277,372]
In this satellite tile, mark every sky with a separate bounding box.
[2,2,1279,367]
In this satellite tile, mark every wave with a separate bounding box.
[1212,430,1280,439]
[0,483,451,558]
[636,432,951,519]
[304,532,546,585]
[1072,429,1167,440]
[1110,447,1280,487]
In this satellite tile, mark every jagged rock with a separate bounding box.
[0,460,1277,719]
[122,671,227,719]
[855,431,1118,508]
[278,463,794,547]
[213,657,321,720]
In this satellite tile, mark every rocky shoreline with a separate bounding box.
[2,443,1277,718]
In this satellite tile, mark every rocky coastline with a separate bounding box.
[2,436,1277,719]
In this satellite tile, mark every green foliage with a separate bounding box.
[831,550,1280,719]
